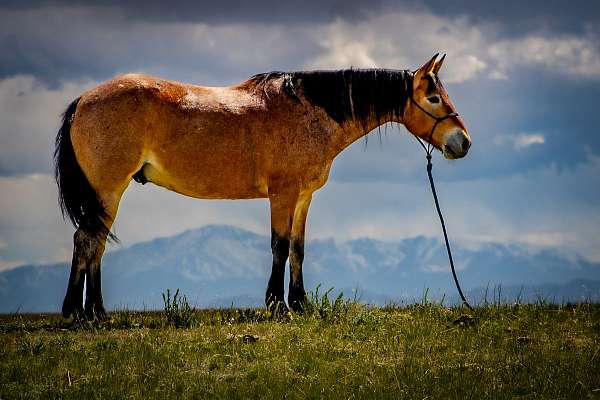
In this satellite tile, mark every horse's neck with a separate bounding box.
[333,116,400,154]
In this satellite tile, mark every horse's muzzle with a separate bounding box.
[443,130,471,159]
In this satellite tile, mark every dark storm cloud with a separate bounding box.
[421,0,600,37]
[0,3,330,84]
[4,0,598,33]
[0,0,383,24]
[1,0,599,84]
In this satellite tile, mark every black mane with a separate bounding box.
[249,69,413,128]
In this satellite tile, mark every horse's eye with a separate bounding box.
[427,96,440,104]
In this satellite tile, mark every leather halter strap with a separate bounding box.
[409,96,459,157]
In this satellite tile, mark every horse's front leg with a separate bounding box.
[266,191,296,313]
[288,193,312,312]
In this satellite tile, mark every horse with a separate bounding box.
[54,53,471,319]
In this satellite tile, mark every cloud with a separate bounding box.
[0,0,381,25]
[0,260,23,272]
[0,174,73,266]
[1,4,600,87]
[0,75,95,176]
[307,13,600,82]
[0,5,309,84]
[513,134,545,149]
[489,33,600,79]
[494,133,546,150]
[306,13,488,83]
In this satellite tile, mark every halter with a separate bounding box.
[407,88,473,310]
[409,95,459,157]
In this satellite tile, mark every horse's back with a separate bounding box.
[78,73,247,112]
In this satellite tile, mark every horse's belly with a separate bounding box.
[142,156,268,200]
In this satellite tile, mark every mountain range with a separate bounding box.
[1,224,599,313]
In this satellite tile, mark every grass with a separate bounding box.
[162,288,196,328]
[0,291,599,399]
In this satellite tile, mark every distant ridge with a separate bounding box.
[1,225,599,312]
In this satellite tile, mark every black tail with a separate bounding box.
[54,98,118,242]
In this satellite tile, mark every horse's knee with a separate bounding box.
[289,239,304,275]
[73,229,99,258]
[271,230,290,261]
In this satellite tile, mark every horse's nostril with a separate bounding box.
[462,137,471,152]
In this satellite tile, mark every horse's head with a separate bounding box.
[403,54,471,159]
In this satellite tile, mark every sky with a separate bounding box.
[0,0,599,271]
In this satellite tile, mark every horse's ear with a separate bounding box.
[414,53,439,83]
[432,53,446,75]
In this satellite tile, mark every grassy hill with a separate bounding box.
[1,295,599,399]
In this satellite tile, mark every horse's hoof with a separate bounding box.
[85,302,107,321]
[289,298,307,313]
[266,299,289,316]
[62,299,84,320]
[288,290,307,313]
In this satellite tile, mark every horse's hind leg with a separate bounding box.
[84,191,123,320]
[62,228,91,319]
[84,231,109,320]
[62,227,109,320]
[61,99,145,320]
[62,189,125,320]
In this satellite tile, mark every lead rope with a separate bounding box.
[410,96,473,310]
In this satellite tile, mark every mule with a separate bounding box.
[55,54,471,319]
